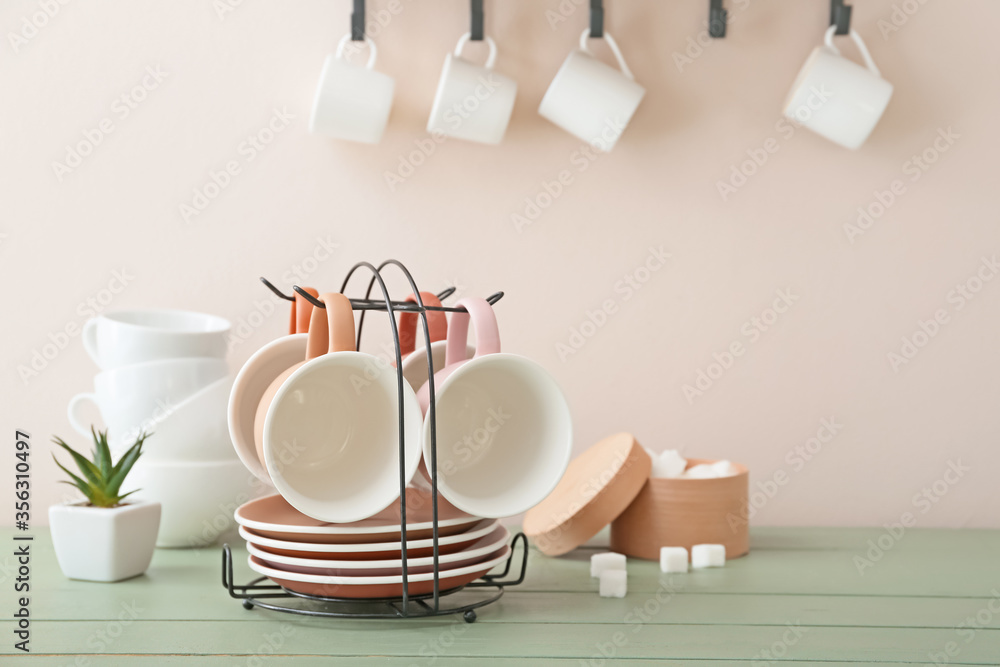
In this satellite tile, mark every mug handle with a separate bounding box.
[319,292,357,354]
[294,287,319,334]
[303,295,331,360]
[454,32,498,70]
[81,319,101,367]
[824,26,882,78]
[445,297,501,367]
[67,393,99,437]
[579,29,635,81]
[398,292,447,356]
[336,34,378,70]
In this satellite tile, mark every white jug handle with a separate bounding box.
[454,32,497,70]
[579,29,635,80]
[67,393,99,437]
[336,34,378,70]
[824,26,881,78]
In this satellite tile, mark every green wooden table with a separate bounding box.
[3,527,999,665]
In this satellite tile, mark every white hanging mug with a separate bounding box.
[309,35,395,144]
[427,33,518,145]
[539,29,645,152]
[783,26,894,150]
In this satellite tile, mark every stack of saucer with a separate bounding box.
[70,308,254,547]
[234,488,512,598]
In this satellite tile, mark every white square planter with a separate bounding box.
[49,500,160,582]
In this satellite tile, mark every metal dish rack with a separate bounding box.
[221,259,528,622]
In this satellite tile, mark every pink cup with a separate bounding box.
[416,297,572,517]
[416,298,500,414]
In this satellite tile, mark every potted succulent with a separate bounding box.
[48,428,160,582]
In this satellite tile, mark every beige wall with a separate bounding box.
[3,0,998,528]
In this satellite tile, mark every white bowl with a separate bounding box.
[129,458,261,548]
[139,376,234,462]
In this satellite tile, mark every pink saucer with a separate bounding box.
[234,487,480,544]
[247,545,511,599]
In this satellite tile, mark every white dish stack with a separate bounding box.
[70,309,257,547]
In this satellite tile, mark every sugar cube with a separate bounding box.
[711,460,738,477]
[590,552,627,578]
[691,544,726,568]
[651,449,687,478]
[682,463,719,479]
[659,547,688,573]
[599,569,627,598]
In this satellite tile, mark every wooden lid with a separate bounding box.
[523,432,651,556]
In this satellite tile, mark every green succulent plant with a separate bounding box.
[52,427,148,508]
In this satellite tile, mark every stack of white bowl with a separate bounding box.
[70,309,257,547]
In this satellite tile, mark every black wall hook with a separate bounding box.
[589,0,604,38]
[709,0,727,38]
[351,0,365,41]
[831,0,851,35]
[470,0,484,41]
[260,276,293,301]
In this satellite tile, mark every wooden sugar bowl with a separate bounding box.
[610,458,749,561]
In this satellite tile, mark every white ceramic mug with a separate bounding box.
[539,29,645,152]
[68,357,228,450]
[783,26,893,150]
[420,298,573,518]
[263,294,422,523]
[427,33,517,145]
[82,309,230,371]
[309,35,395,144]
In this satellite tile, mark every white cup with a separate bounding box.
[783,26,893,150]
[67,358,228,450]
[539,29,645,152]
[82,309,230,371]
[309,35,395,145]
[263,294,423,523]
[427,33,517,145]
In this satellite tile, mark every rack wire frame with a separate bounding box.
[222,259,528,623]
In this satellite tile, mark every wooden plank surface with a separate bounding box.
[3,527,998,664]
